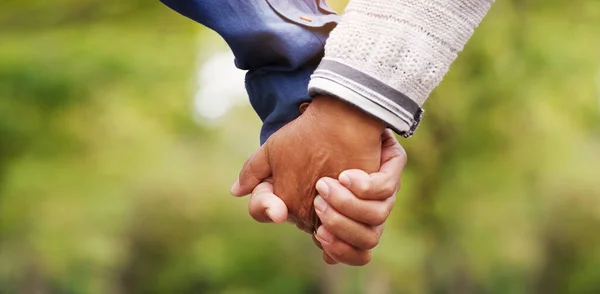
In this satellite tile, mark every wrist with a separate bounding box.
[305,95,386,138]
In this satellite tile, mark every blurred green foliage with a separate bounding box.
[1,0,599,293]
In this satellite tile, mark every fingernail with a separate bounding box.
[230,179,239,195]
[265,209,275,222]
[316,179,330,198]
[316,226,334,244]
[339,172,351,187]
[314,195,328,213]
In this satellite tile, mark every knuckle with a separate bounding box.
[370,206,389,226]
[366,202,392,226]
[355,253,372,266]
[362,233,380,250]
[328,246,350,262]
[357,181,370,194]
[323,243,372,266]
[381,181,398,196]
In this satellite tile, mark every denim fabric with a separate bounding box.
[159,0,339,144]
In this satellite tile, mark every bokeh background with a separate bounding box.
[1,0,600,293]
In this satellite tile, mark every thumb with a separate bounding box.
[230,144,271,196]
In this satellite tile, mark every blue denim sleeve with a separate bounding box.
[159,0,339,144]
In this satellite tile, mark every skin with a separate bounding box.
[313,129,406,265]
[231,95,406,266]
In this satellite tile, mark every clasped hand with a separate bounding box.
[230,96,407,266]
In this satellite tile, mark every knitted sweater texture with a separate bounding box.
[309,0,494,136]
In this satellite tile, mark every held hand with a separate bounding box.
[230,95,385,233]
[314,129,406,266]
[243,130,406,266]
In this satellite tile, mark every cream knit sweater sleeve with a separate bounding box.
[308,0,494,137]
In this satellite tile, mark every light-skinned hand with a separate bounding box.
[313,129,406,265]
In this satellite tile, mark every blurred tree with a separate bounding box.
[0,0,599,293]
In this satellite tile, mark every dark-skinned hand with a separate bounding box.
[231,95,385,233]
[242,129,406,266]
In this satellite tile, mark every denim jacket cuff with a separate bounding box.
[246,65,317,144]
